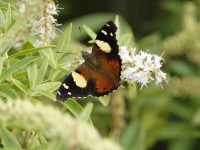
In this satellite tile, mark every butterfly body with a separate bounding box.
[56,21,121,101]
[81,51,98,69]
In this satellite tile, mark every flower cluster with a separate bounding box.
[30,2,59,47]
[119,46,167,89]
[17,0,59,47]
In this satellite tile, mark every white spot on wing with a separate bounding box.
[106,24,110,27]
[57,91,61,95]
[101,30,107,35]
[95,40,111,53]
[63,83,69,89]
[68,92,71,95]
[72,71,87,88]
[110,33,113,36]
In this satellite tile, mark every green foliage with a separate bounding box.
[0,127,22,149]
[0,0,200,150]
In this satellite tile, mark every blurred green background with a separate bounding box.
[56,0,200,150]
[0,0,200,150]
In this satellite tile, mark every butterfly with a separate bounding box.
[56,21,122,101]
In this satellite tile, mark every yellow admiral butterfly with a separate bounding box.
[56,21,121,101]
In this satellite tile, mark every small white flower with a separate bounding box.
[119,46,167,89]
[16,1,26,13]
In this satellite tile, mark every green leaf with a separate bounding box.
[120,121,144,150]
[169,139,196,150]
[147,123,200,139]
[192,108,200,126]
[0,0,19,12]
[11,78,28,93]
[5,3,11,32]
[37,59,48,84]
[98,95,110,106]
[0,7,5,32]
[0,90,19,100]
[0,126,22,149]
[0,38,15,56]
[27,143,48,150]
[138,33,161,50]
[115,15,120,36]
[79,102,93,122]
[168,60,197,76]
[0,54,7,76]
[34,82,60,92]
[56,23,72,61]
[27,62,38,89]
[35,90,56,101]
[82,24,96,39]
[63,99,84,117]
[7,46,55,60]
[0,83,19,100]
[0,56,39,83]
[63,100,94,126]
[63,13,115,39]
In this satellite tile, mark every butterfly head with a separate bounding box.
[81,51,98,68]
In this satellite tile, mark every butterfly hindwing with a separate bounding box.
[56,63,91,100]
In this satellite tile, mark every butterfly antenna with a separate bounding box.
[56,52,76,54]
[79,26,85,52]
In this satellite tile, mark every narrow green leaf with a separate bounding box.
[83,24,96,39]
[34,82,60,92]
[114,15,120,36]
[120,121,144,150]
[0,56,39,83]
[0,90,19,100]
[27,62,38,89]
[0,0,19,12]
[192,109,200,126]
[62,13,114,39]
[56,23,72,60]
[147,123,200,139]
[11,78,28,93]
[0,8,4,17]
[37,59,48,84]
[0,40,15,56]
[63,100,93,126]
[7,46,55,60]
[79,102,93,122]
[26,143,48,150]
[0,126,22,149]
[0,8,5,30]
[0,53,7,76]
[5,3,11,32]
[0,83,19,100]
[98,95,110,106]
[63,99,84,117]
[35,90,56,101]
[56,23,72,52]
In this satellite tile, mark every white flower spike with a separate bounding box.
[31,2,59,47]
[119,46,167,89]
